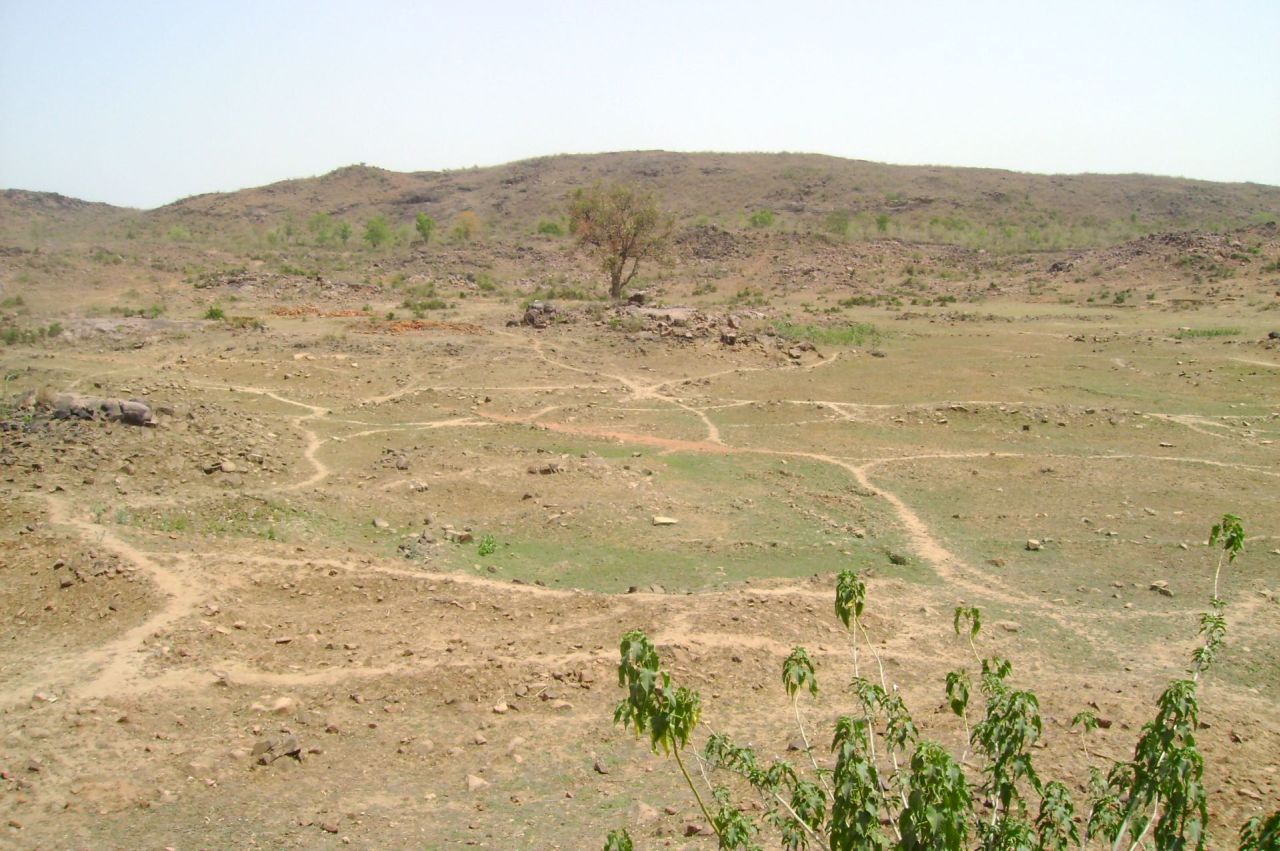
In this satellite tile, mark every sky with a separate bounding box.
[1,0,1278,209]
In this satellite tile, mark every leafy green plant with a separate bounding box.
[203,306,226,321]
[606,515,1275,849]
[537,219,565,236]
[748,209,775,228]
[477,534,497,557]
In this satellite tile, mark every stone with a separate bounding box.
[1025,539,1043,551]
[372,517,390,530]
[466,774,489,791]
[651,516,678,526]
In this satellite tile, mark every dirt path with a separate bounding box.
[22,496,209,701]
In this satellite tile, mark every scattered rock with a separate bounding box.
[651,516,679,526]
[1025,539,1043,551]
[252,734,302,766]
[465,774,489,791]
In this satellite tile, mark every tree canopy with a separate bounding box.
[568,182,673,299]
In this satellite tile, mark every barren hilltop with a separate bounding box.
[1,151,1277,848]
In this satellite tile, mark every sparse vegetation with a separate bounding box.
[748,209,775,228]
[773,320,880,347]
[451,210,484,243]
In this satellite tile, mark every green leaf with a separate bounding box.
[782,647,818,698]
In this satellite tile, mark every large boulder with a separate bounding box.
[51,393,157,427]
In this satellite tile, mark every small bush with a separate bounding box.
[536,219,564,236]
[748,209,775,228]
[477,535,497,557]
[203,306,226,321]
[402,298,447,316]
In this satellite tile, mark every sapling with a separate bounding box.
[606,514,1277,850]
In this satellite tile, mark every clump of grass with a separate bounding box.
[773,321,881,347]
[203,306,226,321]
[402,298,448,315]
[226,315,266,331]
[1174,327,1241,339]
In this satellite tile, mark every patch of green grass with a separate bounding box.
[773,320,881,347]
[1174,327,1241,339]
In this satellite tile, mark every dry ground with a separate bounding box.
[1,229,1278,849]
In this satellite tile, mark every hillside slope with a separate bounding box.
[151,152,1280,248]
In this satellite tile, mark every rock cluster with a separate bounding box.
[50,393,156,427]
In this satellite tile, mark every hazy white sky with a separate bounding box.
[2,0,1277,208]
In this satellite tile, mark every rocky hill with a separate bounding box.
[5,152,1279,251]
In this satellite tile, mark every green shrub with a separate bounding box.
[748,209,775,228]
[363,216,392,248]
[203,306,226,321]
[536,219,565,236]
[477,534,497,556]
[415,213,436,245]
